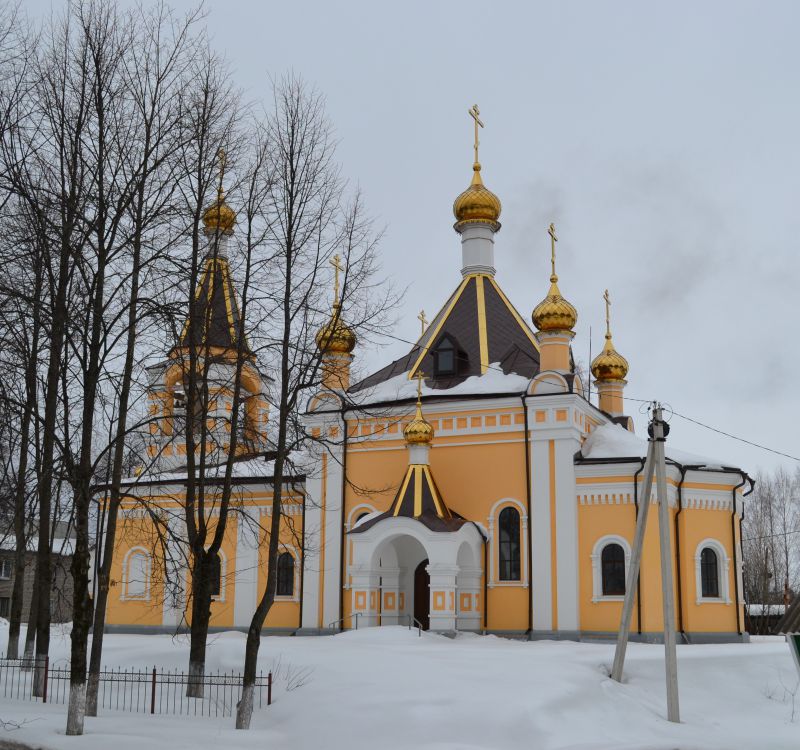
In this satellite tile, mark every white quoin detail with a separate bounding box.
[459,223,496,277]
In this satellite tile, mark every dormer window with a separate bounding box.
[432,334,465,377]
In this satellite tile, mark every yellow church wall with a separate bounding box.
[344,411,529,632]
[679,507,740,634]
[106,489,303,631]
[578,503,637,633]
[106,512,167,627]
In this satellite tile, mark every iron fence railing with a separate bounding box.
[0,656,271,719]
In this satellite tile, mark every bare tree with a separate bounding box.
[235,73,393,730]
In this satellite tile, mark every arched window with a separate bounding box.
[601,543,626,596]
[124,549,151,600]
[700,547,719,598]
[209,553,222,598]
[277,552,294,597]
[498,507,521,581]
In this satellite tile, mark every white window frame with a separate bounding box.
[694,538,730,604]
[210,549,228,603]
[0,558,12,580]
[274,547,300,603]
[591,535,631,603]
[121,547,152,601]
[487,498,528,588]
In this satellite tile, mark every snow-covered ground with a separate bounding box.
[0,624,797,750]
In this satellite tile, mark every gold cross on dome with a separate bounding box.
[548,222,558,279]
[414,370,425,401]
[418,309,428,336]
[603,289,612,336]
[468,104,484,165]
[330,254,344,304]
[216,148,227,192]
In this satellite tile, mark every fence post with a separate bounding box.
[267,672,272,706]
[150,667,156,714]
[42,656,49,704]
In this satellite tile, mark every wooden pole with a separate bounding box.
[653,406,680,722]
[611,436,656,681]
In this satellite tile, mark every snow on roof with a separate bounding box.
[580,423,734,471]
[350,364,530,407]
[747,604,786,616]
[126,452,309,485]
[0,537,74,555]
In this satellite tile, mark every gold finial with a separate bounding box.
[404,370,433,445]
[415,370,425,402]
[330,254,344,305]
[216,148,227,194]
[418,310,428,336]
[548,222,558,282]
[202,148,235,233]
[591,288,628,381]
[468,104,483,166]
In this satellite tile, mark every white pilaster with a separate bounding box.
[428,563,459,632]
[233,507,260,627]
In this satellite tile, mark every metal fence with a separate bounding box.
[0,656,271,718]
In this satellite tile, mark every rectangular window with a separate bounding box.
[0,559,12,580]
[0,597,9,618]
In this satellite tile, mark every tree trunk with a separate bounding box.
[187,553,212,698]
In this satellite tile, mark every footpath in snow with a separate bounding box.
[0,626,797,750]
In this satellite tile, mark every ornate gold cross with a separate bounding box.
[216,148,227,193]
[468,104,483,165]
[417,309,428,336]
[548,222,558,279]
[603,289,611,335]
[330,254,344,304]
[415,370,425,401]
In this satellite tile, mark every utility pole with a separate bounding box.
[611,403,680,723]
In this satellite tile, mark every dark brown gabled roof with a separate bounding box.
[173,252,251,355]
[350,273,540,393]
[350,463,469,534]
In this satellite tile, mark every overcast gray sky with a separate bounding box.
[31,0,800,474]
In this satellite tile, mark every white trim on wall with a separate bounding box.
[590,534,631,603]
[487,498,528,588]
[121,546,152,601]
[694,538,731,604]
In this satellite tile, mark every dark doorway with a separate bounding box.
[414,559,430,630]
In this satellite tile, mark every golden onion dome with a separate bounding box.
[453,163,502,231]
[203,188,236,234]
[315,303,357,354]
[404,398,433,445]
[591,333,629,381]
[532,275,578,332]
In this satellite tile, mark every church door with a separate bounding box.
[413,559,430,630]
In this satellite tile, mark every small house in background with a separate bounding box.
[746,603,786,635]
[776,597,800,675]
[0,521,74,623]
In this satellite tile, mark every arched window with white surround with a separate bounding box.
[695,539,730,603]
[591,535,631,602]
[498,507,521,581]
[277,552,295,597]
[122,547,151,601]
[488,499,528,586]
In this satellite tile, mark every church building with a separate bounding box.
[106,110,751,643]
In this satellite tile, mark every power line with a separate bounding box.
[373,329,800,463]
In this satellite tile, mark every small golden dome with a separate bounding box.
[316,303,356,354]
[453,164,501,231]
[532,276,578,332]
[203,188,236,234]
[591,333,629,381]
[404,399,433,445]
